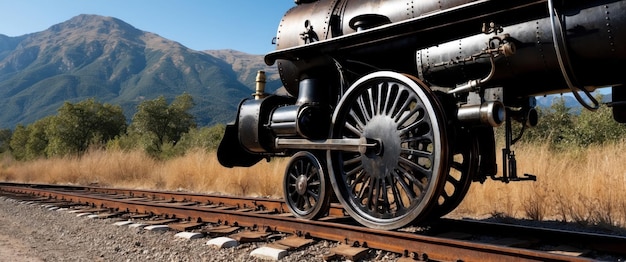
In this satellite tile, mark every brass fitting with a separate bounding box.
[253,70,267,100]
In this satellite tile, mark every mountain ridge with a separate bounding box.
[0,14,282,128]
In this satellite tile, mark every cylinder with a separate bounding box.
[457,101,506,127]
[418,2,626,96]
[269,105,299,137]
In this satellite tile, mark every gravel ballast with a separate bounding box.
[0,196,398,261]
[6,194,621,261]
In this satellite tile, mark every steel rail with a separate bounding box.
[0,182,348,217]
[0,185,595,262]
[70,185,346,217]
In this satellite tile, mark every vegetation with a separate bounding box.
[0,129,12,154]
[0,15,282,128]
[125,94,196,157]
[519,96,626,150]
[47,99,127,156]
[454,142,626,230]
[9,94,203,160]
[0,94,625,230]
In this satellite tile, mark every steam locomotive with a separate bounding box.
[218,0,626,229]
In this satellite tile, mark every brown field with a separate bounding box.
[1,142,624,229]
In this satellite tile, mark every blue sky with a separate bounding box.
[0,1,295,55]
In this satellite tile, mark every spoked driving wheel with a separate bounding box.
[428,130,479,219]
[328,71,449,230]
[284,151,331,219]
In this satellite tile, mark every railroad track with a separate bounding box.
[0,182,624,261]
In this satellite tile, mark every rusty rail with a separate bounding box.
[0,183,618,262]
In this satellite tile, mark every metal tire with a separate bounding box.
[428,130,479,219]
[327,71,449,230]
[284,151,331,219]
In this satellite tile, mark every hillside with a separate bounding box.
[203,49,282,93]
[0,14,282,128]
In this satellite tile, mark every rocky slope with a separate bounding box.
[0,15,282,128]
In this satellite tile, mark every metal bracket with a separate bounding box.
[492,112,536,183]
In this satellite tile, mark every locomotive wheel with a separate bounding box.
[284,151,331,219]
[328,71,449,230]
[428,130,479,219]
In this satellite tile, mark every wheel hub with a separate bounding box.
[295,174,308,195]
[327,71,449,230]
[361,115,401,179]
[283,151,331,220]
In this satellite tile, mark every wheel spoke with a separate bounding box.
[398,114,426,137]
[398,156,431,176]
[401,148,431,158]
[397,107,423,132]
[348,110,366,132]
[306,189,319,199]
[428,131,479,219]
[344,162,363,178]
[450,161,463,173]
[352,169,367,185]
[387,87,402,117]
[370,178,380,210]
[380,177,391,213]
[284,152,330,219]
[387,175,406,210]
[392,94,414,121]
[343,154,361,166]
[308,181,321,186]
[376,83,384,115]
[357,95,372,122]
[328,71,448,229]
[382,84,394,115]
[344,122,362,137]
[303,195,312,209]
[366,88,377,117]
[391,170,417,200]
[355,174,369,201]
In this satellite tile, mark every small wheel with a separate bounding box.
[284,151,331,219]
[428,130,479,219]
[328,71,449,230]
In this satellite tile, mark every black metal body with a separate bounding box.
[217,0,626,229]
[221,0,626,166]
[268,0,626,98]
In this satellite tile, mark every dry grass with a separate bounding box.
[1,142,624,229]
[0,148,288,198]
[451,142,626,229]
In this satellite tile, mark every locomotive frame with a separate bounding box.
[218,0,626,229]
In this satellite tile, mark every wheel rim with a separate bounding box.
[429,131,478,219]
[284,151,330,219]
[328,71,448,229]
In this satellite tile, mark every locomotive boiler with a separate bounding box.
[218,0,626,229]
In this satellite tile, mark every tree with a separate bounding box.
[46,99,127,156]
[0,128,12,154]
[572,95,626,146]
[9,125,29,160]
[523,97,576,149]
[174,124,226,152]
[521,94,626,149]
[129,94,196,154]
[26,116,53,159]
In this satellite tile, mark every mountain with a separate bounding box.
[203,49,282,94]
[0,14,282,128]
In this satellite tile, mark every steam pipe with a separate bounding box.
[448,55,496,94]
